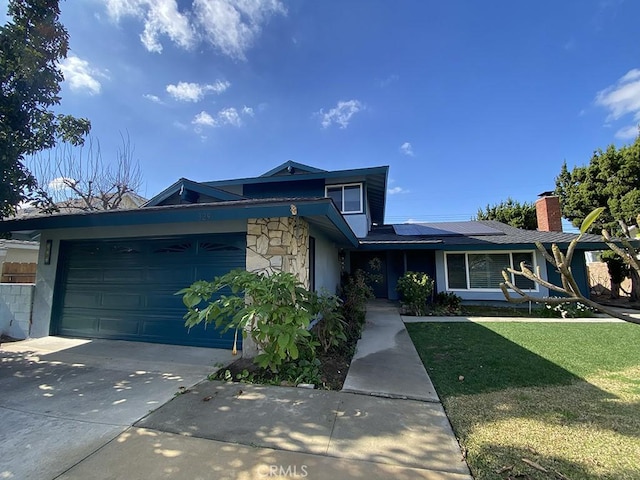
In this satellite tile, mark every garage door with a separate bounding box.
[53,234,246,348]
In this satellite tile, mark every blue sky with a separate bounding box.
[4,0,640,223]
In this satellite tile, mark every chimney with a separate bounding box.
[535,192,563,232]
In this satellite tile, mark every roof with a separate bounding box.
[0,239,39,250]
[0,197,359,248]
[144,178,245,206]
[358,220,609,250]
[204,165,389,225]
[260,161,327,177]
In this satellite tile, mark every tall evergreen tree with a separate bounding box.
[475,197,538,230]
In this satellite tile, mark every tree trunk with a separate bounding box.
[610,279,621,299]
[630,269,640,302]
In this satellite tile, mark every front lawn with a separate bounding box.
[407,322,640,480]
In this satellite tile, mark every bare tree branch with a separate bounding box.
[27,133,144,213]
[502,224,640,325]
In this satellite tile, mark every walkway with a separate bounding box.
[5,304,472,479]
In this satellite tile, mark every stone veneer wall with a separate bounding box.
[246,217,309,288]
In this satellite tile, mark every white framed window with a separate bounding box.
[445,251,537,291]
[325,183,363,214]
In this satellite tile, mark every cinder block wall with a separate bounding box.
[0,284,34,339]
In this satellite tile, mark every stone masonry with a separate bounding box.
[246,216,309,288]
[243,216,310,357]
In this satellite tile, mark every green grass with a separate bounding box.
[407,322,640,480]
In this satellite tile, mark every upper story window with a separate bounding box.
[325,184,363,214]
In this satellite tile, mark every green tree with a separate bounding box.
[555,135,640,300]
[555,136,640,233]
[475,197,538,230]
[1,0,91,218]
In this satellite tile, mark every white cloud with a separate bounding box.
[103,0,285,59]
[615,124,639,140]
[104,0,194,53]
[399,142,414,156]
[48,177,75,191]
[166,80,230,102]
[595,68,640,122]
[191,106,252,130]
[192,111,216,127]
[388,186,409,195]
[217,107,242,127]
[60,55,107,95]
[143,93,162,103]
[193,0,286,60]
[318,100,364,129]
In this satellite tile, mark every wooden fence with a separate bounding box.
[1,262,37,283]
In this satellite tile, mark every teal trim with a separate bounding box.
[206,165,388,187]
[260,161,327,177]
[0,198,359,248]
[144,178,245,206]
[205,165,388,225]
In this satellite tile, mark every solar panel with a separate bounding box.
[393,222,504,237]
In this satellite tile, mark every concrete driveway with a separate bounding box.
[0,337,234,480]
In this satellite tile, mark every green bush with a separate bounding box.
[396,271,434,316]
[178,270,316,373]
[339,270,373,342]
[311,291,347,353]
[435,291,462,315]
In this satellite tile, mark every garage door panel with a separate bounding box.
[62,291,102,309]
[66,268,103,282]
[103,268,145,282]
[146,266,194,283]
[54,234,246,348]
[101,293,144,309]
[99,317,140,335]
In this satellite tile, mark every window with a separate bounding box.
[445,251,537,290]
[325,184,363,214]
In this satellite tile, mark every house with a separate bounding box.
[0,161,607,350]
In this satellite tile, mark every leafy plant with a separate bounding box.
[178,270,315,372]
[310,291,347,352]
[339,269,374,342]
[435,291,462,315]
[396,271,434,316]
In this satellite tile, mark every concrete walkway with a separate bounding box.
[343,301,439,402]
[4,304,472,480]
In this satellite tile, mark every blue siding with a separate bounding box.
[547,251,591,299]
[243,179,325,199]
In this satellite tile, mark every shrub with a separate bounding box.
[178,270,316,373]
[339,269,373,342]
[435,291,462,315]
[311,291,347,353]
[543,299,596,318]
[396,271,434,316]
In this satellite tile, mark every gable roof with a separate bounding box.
[0,198,359,248]
[359,220,610,250]
[260,161,327,177]
[205,165,389,225]
[144,178,246,207]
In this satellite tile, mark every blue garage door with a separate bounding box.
[54,234,246,348]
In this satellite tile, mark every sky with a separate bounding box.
[3,0,640,224]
